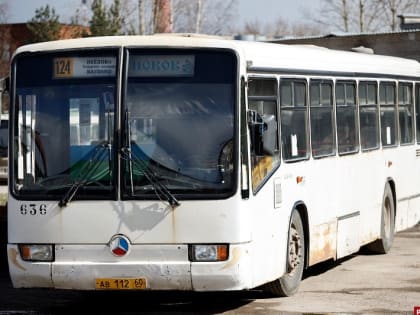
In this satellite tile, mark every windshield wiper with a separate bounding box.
[58,141,111,207]
[122,147,180,208]
[122,111,180,208]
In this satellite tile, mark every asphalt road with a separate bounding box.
[0,222,419,314]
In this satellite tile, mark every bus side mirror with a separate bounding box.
[248,110,277,156]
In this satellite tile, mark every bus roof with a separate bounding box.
[13,34,420,78]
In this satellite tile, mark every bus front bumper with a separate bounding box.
[7,243,252,291]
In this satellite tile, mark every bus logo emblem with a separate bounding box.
[109,235,130,257]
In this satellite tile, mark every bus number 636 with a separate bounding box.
[20,204,47,216]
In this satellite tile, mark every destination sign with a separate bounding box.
[128,55,195,77]
[53,57,116,78]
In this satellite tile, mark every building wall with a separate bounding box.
[0,23,88,78]
[275,31,420,62]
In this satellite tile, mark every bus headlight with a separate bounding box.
[18,244,54,262]
[190,244,228,262]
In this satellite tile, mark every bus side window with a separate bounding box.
[379,82,397,147]
[280,79,308,161]
[398,83,414,145]
[248,78,280,192]
[359,82,380,151]
[310,80,335,158]
[336,81,358,154]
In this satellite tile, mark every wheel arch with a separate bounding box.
[386,177,397,220]
[291,201,309,269]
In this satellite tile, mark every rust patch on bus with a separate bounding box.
[221,247,242,270]
[8,248,26,271]
[309,221,337,266]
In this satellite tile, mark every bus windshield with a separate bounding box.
[13,51,117,199]
[123,50,236,198]
[12,49,237,200]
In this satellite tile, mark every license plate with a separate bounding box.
[95,278,147,290]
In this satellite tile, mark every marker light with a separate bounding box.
[19,244,54,262]
[190,244,228,262]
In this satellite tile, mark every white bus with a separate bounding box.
[4,35,420,296]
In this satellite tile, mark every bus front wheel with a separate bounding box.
[367,183,395,254]
[263,210,305,297]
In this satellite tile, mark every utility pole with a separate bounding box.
[153,0,172,33]
[138,0,145,35]
[195,0,202,33]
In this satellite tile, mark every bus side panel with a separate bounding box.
[396,200,409,232]
[406,143,420,227]
[392,145,420,232]
[245,175,290,288]
[407,144,420,227]
[348,151,385,247]
[408,197,420,228]
[297,158,339,266]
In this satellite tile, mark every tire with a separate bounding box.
[263,210,305,297]
[367,183,395,254]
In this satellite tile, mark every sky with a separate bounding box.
[5,0,321,28]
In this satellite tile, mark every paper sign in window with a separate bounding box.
[291,134,298,157]
[386,126,391,145]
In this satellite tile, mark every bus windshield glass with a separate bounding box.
[13,51,118,199]
[12,48,237,200]
[123,50,236,198]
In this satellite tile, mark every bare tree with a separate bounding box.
[195,0,201,33]
[121,0,172,34]
[314,0,420,33]
[173,0,237,35]
[71,0,236,35]
[290,23,323,37]
[267,17,290,37]
[314,0,351,32]
[118,0,141,34]
[0,0,8,23]
[243,20,264,36]
[352,0,384,32]
[121,0,155,34]
[172,0,195,33]
[198,0,237,35]
[138,0,145,34]
[377,0,420,30]
[241,17,322,38]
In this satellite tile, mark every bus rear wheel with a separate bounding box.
[367,183,395,254]
[264,210,305,297]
